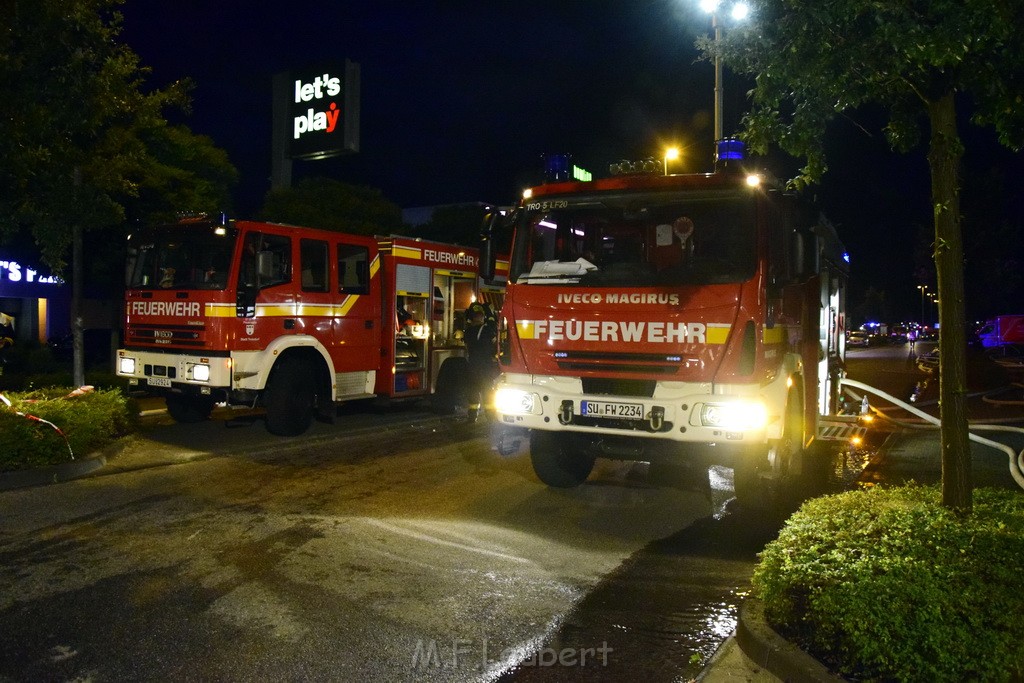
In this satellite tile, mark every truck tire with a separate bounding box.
[732,447,766,507]
[529,431,596,488]
[165,394,215,424]
[263,357,316,436]
[432,356,468,414]
[734,388,804,512]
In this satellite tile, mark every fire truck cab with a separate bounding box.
[481,149,849,505]
[116,216,503,435]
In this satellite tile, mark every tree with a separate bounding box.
[128,124,238,225]
[414,203,492,246]
[260,177,403,236]
[0,0,236,385]
[705,0,1024,511]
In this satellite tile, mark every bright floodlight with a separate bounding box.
[699,0,720,14]
[665,147,680,161]
[731,2,750,20]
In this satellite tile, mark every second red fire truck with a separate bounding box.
[116,215,505,435]
[482,146,852,505]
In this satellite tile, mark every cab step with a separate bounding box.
[817,415,868,442]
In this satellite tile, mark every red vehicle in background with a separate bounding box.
[482,147,852,506]
[116,215,505,434]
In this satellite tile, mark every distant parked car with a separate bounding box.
[847,331,870,347]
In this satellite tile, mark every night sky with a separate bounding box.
[118,1,1023,321]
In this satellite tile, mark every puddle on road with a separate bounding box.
[497,444,880,682]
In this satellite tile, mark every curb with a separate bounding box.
[733,598,845,682]
[0,453,107,492]
[0,408,471,493]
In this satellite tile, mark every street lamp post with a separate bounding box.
[699,1,750,143]
[918,285,928,326]
[664,147,680,175]
[711,12,723,141]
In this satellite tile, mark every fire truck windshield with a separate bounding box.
[511,192,756,287]
[126,224,237,290]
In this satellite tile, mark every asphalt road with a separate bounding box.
[0,408,728,681]
[1,344,931,682]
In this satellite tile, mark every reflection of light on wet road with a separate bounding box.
[701,590,747,642]
[501,441,886,682]
[708,465,734,518]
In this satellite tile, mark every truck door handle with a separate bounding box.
[365,320,374,329]
[284,319,295,329]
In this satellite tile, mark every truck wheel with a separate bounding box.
[432,356,468,414]
[529,431,595,488]
[263,357,315,436]
[165,394,215,423]
[732,447,766,506]
[734,389,804,511]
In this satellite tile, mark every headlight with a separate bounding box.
[700,401,768,431]
[118,357,136,375]
[191,363,211,382]
[494,387,540,415]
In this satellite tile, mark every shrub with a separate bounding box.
[0,387,138,471]
[753,485,1024,681]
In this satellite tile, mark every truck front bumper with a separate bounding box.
[492,373,783,445]
[115,348,232,394]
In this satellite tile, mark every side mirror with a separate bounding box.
[256,250,275,280]
[479,211,503,282]
[790,227,820,281]
[236,283,257,318]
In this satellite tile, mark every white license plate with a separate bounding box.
[580,400,644,419]
[147,376,172,388]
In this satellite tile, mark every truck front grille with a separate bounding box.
[126,323,205,347]
[553,350,685,375]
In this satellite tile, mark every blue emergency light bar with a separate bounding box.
[715,138,745,161]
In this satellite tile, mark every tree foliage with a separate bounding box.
[413,203,491,247]
[260,177,403,236]
[703,0,1024,510]
[0,0,237,273]
[707,0,1024,184]
[127,124,238,225]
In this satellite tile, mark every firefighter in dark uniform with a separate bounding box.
[464,301,497,421]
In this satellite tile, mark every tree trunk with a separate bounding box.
[72,220,85,388]
[927,91,972,512]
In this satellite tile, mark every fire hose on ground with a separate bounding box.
[841,378,1024,492]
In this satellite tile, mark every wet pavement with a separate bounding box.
[500,342,1024,682]
[4,342,1022,681]
[497,445,880,682]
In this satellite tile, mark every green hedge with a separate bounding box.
[754,485,1024,681]
[0,387,138,471]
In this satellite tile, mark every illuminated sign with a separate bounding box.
[277,61,361,161]
[0,260,63,285]
[293,73,342,141]
[572,165,592,182]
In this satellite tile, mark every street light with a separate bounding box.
[699,0,751,142]
[664,147,680,175]
[917,285,928,326]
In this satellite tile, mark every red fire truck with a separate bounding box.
[116,215,505,435]
[481,148,851,504]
